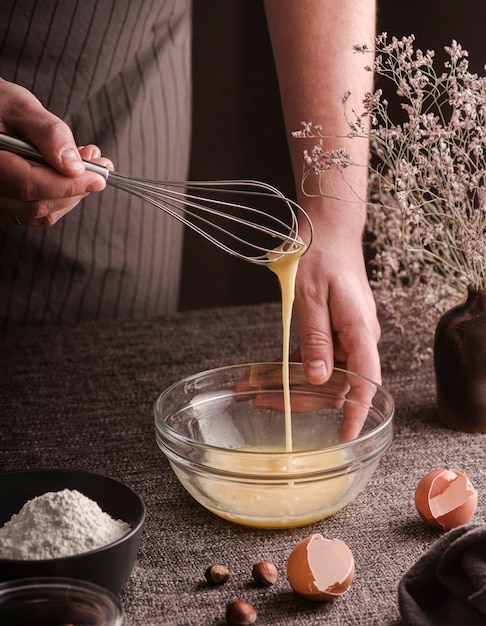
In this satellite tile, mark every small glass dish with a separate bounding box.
[154,362,394,529]
[0,577,123,625]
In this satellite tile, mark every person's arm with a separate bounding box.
[264,0,381,397]
[0,78,111,227]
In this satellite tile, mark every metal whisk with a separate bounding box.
[0,132,313,265]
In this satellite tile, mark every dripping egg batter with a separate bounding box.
[191,240,351,528]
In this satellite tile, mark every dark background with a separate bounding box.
[180,0,486,310]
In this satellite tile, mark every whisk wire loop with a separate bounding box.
[0,132,313,265]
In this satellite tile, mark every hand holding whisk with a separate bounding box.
[0,132,313,265]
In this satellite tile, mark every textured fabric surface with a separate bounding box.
[1,302,485,625]
[0,0,192,326]
[399,524,486,625]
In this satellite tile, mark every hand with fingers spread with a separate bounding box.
[292,215,381,388]
[233,362,381,442]
[0,79,112,227]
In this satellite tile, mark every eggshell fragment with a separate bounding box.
[286,533,355,601]
[415,468,478,530]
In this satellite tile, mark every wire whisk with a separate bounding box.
[0,132,313,265]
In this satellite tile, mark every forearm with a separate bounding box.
[264,0,376,239]
[264,1,381,391]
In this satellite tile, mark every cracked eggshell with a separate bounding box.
[286,534,355,601]
[414,468,478,530]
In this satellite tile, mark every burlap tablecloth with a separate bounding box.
[1,303,485,625]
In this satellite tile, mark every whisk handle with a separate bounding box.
[0,132,109,179]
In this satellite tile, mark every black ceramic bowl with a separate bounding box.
[0,469,145,594]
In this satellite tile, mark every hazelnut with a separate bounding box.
[225,600,257,625]
[204,564,231,586]
[251,561,278,586]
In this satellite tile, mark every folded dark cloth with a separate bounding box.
[398,524,486,625]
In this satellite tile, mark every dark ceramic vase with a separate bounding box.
[434,288,486,432]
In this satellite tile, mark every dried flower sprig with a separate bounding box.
[293,33,486,368]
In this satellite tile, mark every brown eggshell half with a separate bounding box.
[414,468,478,530]
[286,534,355,601]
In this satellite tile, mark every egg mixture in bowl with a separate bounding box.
[154,362,394,529]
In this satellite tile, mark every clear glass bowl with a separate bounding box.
[0,577,123,625]
[154,363,394,529]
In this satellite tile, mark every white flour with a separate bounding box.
[0,488,131,560]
